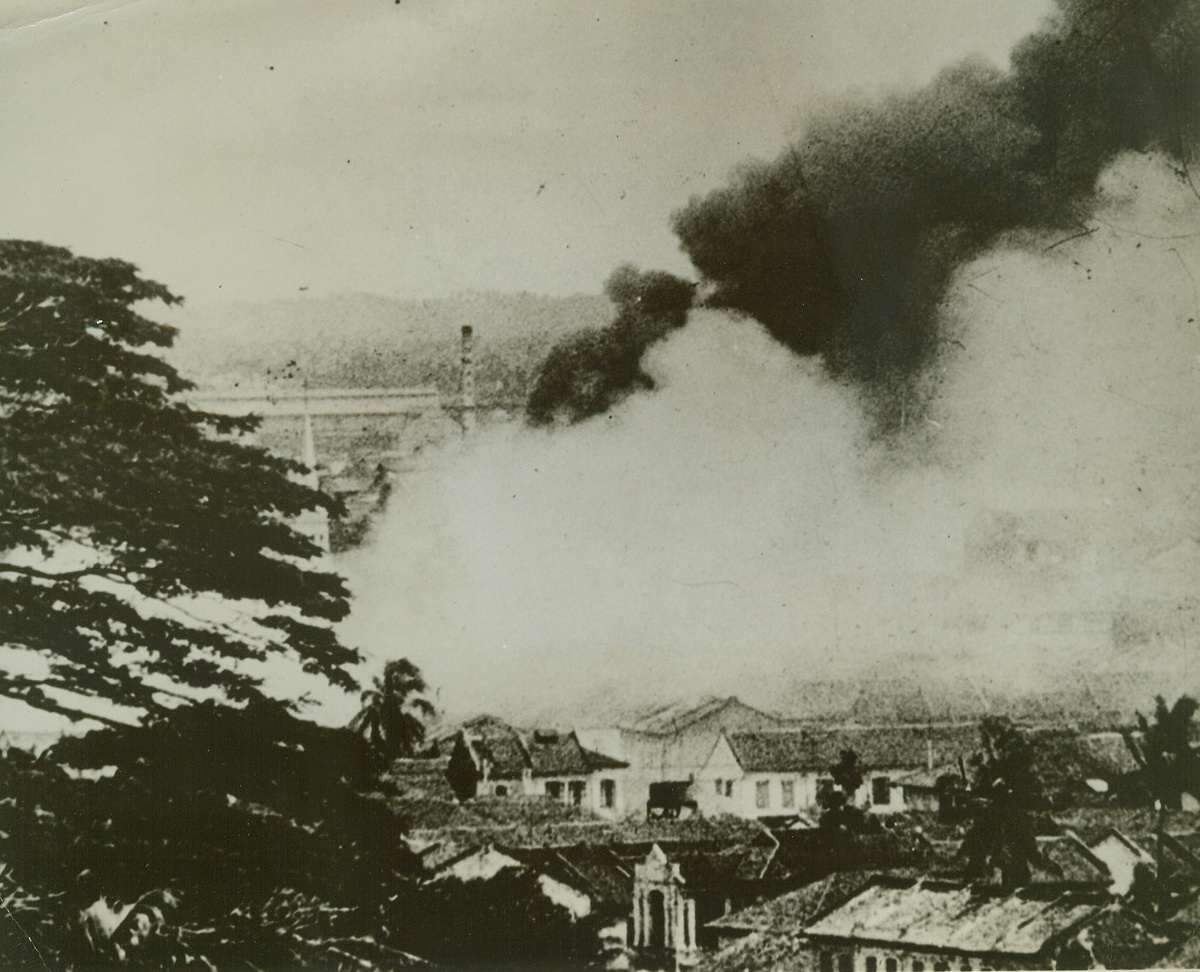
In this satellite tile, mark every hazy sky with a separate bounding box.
[1,0,1050,305]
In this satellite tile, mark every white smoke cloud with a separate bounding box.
[339,153,1200,721]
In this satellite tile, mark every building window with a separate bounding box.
[781,779,795,808]
[755,780,770,809]
[817,776,835,805]
[725,780,733,797]
[934,963,949,972]
[601,779,616,808]
[545,781,563,801]
[818,952,833,972]
[715,779,723,795]
[494,784,508,796]
[866,958,877,972]
[837,953,853,972]
[912,962,925,972]
[872,776,892,806]
[568,781,585,806]
[885,959,897,972]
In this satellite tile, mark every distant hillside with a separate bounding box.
[162,291,612,404]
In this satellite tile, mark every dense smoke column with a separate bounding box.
[526,265,695,426]
[672,0,1200,431]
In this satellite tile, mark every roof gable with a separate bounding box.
[453,721,627,779]
[520,729,627,776]
[463,720,530,777]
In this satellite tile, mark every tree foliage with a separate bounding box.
[1125,694,1200,811]
[349,658,436,764]
[1121,694,1200,914]
[0,703,425,970]
[819,748,875,839]
[960,718,1046,889]
[0,240,358,719]
[391,869,605,968]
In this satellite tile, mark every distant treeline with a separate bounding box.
[164,291,610,405]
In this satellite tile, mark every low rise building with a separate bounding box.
[697,725,978,820]
[802,875,1109,972]
[446,718,628,817]
[577,697,784,817]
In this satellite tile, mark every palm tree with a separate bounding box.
[960,718,1046,889]
[1122,694,1200,906]
[349,659,436,763]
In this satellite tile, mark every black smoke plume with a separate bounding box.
[525,264,694,425]
[673,0,1200,427]
[528,0,1199,431]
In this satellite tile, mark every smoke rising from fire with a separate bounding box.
[525,266,695,426]
[531,0,1200,430]
[342,154,1200,720]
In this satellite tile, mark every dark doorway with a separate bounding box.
[648,890,666,950]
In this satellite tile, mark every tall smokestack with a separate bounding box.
[460,324,477,434]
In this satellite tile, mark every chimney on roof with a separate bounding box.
[460,324,476,433]
[927,738,934,772]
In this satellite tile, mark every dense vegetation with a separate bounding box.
[0,240,356,721]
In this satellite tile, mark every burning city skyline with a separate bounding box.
[2,0,1195,727]
[341,152,1200,721]
[338,0,1200,721]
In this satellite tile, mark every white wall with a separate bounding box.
[697,737,907,819]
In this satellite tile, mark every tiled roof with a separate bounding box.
[1024,729,1142,795]
[520,730,591,776]
[686,844,776,884]
[546,847,633,909]
[706,871,882,934]
[505,845,632,908]
[404,835,481,873]
[694,930,807,972]
[410,799,766,851]
[725,731,817,774]
[1033,835,1110,885]
[379,757,455,797]
[726,725,979,774]
[460,721,627,778]
[1048,807,1159,847]
[463,719,530,777]
[761,827,938,885]
[1083,905,1171,970]
[380,794,463,831]
[603,814,771,849]
[804,877,1104,956]
[424,714,510,755]
[372,756,461,830]
[698,868,1147,972]
[453,795,595,828]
